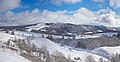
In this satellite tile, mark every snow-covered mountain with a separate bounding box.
[26,23,118,36]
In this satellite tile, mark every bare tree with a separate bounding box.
[31,43,37,52]
[85,55,95,62]
[110,53,120,62]
[51,50,66,62]
[6,39,11,48]
[98,58,104,62]
[11,31,15,35]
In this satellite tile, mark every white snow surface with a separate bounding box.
[14,31,108,62]
[93,32,118,37]
[30,37,107,62]
[0,32,14,41]
[0,48,31,62]
[27,23,49,31]
[0,32,31,62]
[2,31,119,62]
[93,46,120,58]
[0,32,24,42]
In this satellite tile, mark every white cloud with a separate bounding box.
[92,0,120,8]
[63,0,82,4]
[95,8,120,26]
[51,0,82,6]
[0,8,42,24]
[0,0,21,13]
[92,0,105,3]
[68,8,97,24]
[0,8,96,25]
[0,7,120,27]
[110,0,120,8]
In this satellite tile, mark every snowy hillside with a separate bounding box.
[14,31,108,62]
[0,32,31,62]
[0,48,31,62]
[0,27,120,62]
[93,46,120,58]
[30,38,108,62]
[26,23,49,31]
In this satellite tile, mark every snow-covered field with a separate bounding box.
[0,31,120,62]
[0,32,31,62]
[0,48,31,62]
[93,32,118,37]
[14,31,108,62]
[32,38,109,62]
[75,32,117,39]
[92,46,120,58]
[0,32,14,41]
[26,23,49,31]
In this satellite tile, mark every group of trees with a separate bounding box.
[84,53,120,62]
[4,29,120,62]
[76,36,120,50]
[50,50,74,62]
[53,36,120,50]
[5,37,74,62]
[3,38,120,62]
[5,30,15,35]
[110,53,120,62]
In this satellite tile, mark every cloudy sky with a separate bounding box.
[0,0,120,26]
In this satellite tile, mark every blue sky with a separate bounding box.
[11,0,120,15]
[13,0,112,13]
